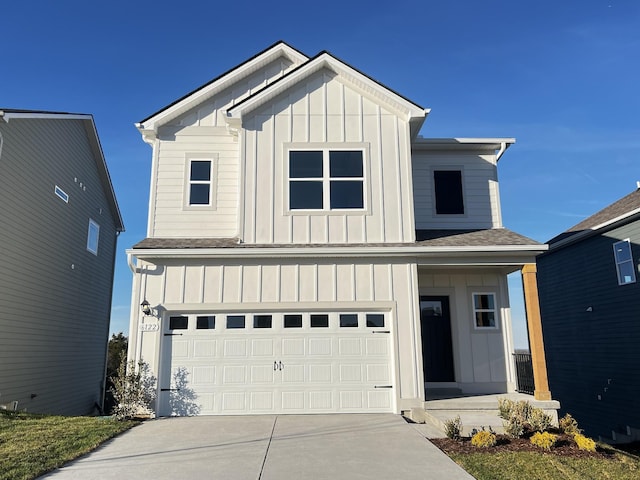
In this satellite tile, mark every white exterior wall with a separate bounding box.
[129,257,425,411]
[412,151,502,230]
[418,269,516,393]
[240,69,415,244]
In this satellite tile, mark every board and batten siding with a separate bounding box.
[418,269,515,392]
[537,224,640,438]
[0,118,118,415]
[131,257,424,409]
[412,151,501,230]
[239,70,415,244]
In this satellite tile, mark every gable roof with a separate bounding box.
[548,188,640,248]
[136,41,309,133]
[226,50,428,138]
[0,109,125,232]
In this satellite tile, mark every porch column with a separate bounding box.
[521,264,552,401]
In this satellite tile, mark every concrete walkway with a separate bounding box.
[40,414,473,480]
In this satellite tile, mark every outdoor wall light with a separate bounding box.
[141,300,152,316]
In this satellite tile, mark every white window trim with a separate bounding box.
[613,239,636,285]
[285,143,371,215]
[471,292,499,330]
[183,153,218,210]
[87,219,100,255]
[54,185,69,203]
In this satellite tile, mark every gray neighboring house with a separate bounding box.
[537,186,640,443]
[0,109,124,415]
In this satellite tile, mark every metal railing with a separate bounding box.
[513,352,534,395]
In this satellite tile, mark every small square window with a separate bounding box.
[254,315,272,328]
[87,219,100,255]
[366,314,385,328]
[310,314,329,328]
[169,316,188,330]
[284,314,303,328]
[227,315,245,329]
[196,316,215,329]
[339,314,358,328]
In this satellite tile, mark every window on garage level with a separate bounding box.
[226,315,245,329]
[254,315,272,328]
[613,239,636,285]
[310,314,329,328]
[366,314,385,328]
[284,314,303,328]
[196,316,215,329]
[340,314,358,327]
[288,149,365,210]
[169,316,188,330]
[434,170,464,214]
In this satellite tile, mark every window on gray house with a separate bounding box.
[434,170,464,214]
[87,219,100,255]
[613,239,636,285]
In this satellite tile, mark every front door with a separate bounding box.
[420,296,455,382]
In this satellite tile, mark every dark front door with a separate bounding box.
[421,296,455,382]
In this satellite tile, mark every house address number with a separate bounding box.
[139,322,160,332]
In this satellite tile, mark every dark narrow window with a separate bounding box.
[366,314,385,328]
[613,240,636,285]
[434,170,464,214]
[289,151,323,209]
[196,316,215,329]
[310,314,329,328]
[339,314,358,328]
[284,314,303,328]
[169,316,188,330]
[189,160,212,205]
[253,315,272,328]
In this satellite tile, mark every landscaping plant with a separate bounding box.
[471,430,497,448]
[573,433,597,452]
[444,415,463,440]
[530,431,557,451]
[109,352,157,420]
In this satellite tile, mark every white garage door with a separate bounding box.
[158,311,394,416]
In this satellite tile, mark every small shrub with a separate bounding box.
[530,431,558,451]
[471,430,497,448]
[110,352,157,420]
[444,415,462,440]
[528,408,553,433]
[574,433,597,452]
[559,413,581,435]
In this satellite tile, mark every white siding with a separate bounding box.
[412,151,501,229]
[417,269,514,393]
[130,257,424,410]
[240,70,415,244]
[150,127,238,237]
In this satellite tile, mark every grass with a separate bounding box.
[0,410,137,480]
[448,448,640,480]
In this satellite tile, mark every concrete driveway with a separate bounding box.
[40,414,473,479]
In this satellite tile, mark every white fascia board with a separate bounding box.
[0,111,91,122]
[413,138,516,149]
[127,244,547,260]
[138,44,308,133]
[226,53,427,125]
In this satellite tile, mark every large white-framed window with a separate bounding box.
[613,239,636,285]
[184,153,217,209]
[287,148,366,211]
[472,292,498,329]
[87,219,100,255]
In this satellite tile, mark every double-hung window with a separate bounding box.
[613,239,636,285]
[288,149,365,211]
[188,160,213,205]
[87,219,100,255]
[473,293,498,328]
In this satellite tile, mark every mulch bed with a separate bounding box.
[431,433,616,459]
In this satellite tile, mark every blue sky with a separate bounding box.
[2,1,639,348]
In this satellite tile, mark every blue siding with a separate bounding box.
[537,222,640,439]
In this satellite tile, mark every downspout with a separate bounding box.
[496,142,508,162]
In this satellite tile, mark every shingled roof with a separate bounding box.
[548,188,640,246]
[132,228,542,250]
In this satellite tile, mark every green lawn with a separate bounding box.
[0,411,137,480]
[449,449,640,480]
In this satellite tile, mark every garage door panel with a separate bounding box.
[160,312,394,416]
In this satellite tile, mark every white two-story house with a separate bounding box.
[127,42,551,417]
